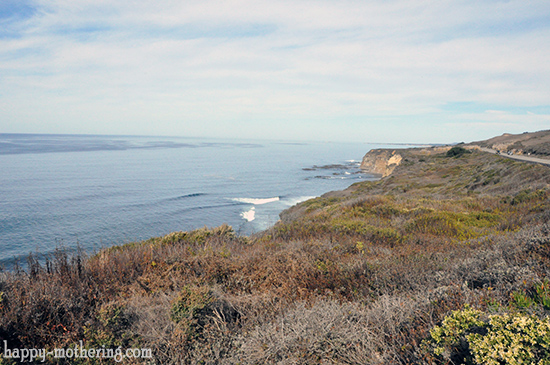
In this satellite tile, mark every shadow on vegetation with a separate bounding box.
[1,149,550,364]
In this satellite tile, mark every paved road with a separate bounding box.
[480,147,550,167]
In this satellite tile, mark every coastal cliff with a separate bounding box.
[3,140,550,364]
[360,146,481,178]
[360,149,403,177]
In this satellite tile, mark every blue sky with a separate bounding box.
[1,0,549,143]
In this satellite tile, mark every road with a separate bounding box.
[480,147,550,167]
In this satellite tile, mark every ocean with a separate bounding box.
[0,133,392,268]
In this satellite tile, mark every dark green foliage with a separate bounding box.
[170,285,214,326]
[1,147,550,364]
[446,146,472,158]
[511,280,550,311]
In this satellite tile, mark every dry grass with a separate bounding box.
[1,149,550,364]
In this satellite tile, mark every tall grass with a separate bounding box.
[1,149,550,364]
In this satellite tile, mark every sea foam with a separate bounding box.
[232,197,280,205]
[241,207,256,222]
[282,196,317,206]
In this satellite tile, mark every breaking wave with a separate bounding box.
[241,207,256,222]
[282,196,317,206]
[231,197,280,205]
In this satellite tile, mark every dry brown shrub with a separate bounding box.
[127,286,242,364]
[232,288,471,365]
[233,299,385,364]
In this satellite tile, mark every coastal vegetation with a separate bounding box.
[1,147,550,364]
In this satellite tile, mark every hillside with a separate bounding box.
[468,129,550,156]
[1,145,550,364]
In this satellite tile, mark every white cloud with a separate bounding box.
[1,0,550,141]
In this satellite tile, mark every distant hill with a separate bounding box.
[467,129,550,156]
[2,135,550,364]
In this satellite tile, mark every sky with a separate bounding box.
[1,0,549,143]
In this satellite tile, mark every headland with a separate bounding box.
[1,131,550,364]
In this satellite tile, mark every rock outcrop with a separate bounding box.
[360,149,402,177]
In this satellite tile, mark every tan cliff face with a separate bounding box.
[360,149,403,177]
[360,146,482,178]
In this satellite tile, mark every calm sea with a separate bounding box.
[0,134,392,267]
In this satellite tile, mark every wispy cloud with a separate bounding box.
[1,0,549,142]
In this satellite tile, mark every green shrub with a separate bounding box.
[302,197,341,212]
[535,280,550,310]
[84,302,135,352]
[425,305,550,364]
[447,146,472,158]
[159,231,188,245]
[426,305,484,362]
[511,280,550,311]
[330,219,402,245]
[510,189,547,206]
[511,290,534,310]
[468,313,550,365]
[170,286,215,332]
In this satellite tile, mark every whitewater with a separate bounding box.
[0,134,396,267]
